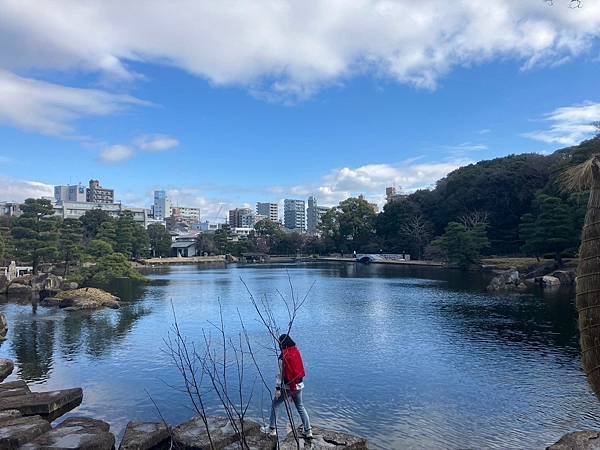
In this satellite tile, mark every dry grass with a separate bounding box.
[56,287,119,308]
[561,155,600,192]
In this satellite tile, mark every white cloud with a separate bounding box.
[0,176,53,202]
[523,101,600,145]
[99,144,134,163]
[0,69,146,135]
[0,1,599,98]
[134,134,179,152]
[284,158,470,207]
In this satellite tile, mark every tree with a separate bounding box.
[96,220,117,248]
[115,211,149,259]
[195,233,217,256]
[80,209,112,243]
[147,223,172,257]
[337,198,377,252]
[88,239,114,258]
[83,252,147,286]
[254,219,284,254]
[213,225,232,255]
[519,194,576,264]
[58,218,83,275]
[433,221,489,269]
[11,198,59,274]
[376,199,419,252]
[400,215,432,260]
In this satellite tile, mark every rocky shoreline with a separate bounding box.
[0,355,368,449]
[486,263,576,292]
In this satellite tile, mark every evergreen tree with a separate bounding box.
[80,209,112,243]
[434,221,490,269]
[213,225,232,255]
[115,211,136,258]
[147,223,172,257]
[88,239,114,258]
[96,220,117,248]
[11,198,59,274]
[58,218,83,275]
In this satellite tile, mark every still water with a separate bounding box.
[0,263,597,449]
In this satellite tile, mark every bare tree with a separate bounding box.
[400,215,430,260]
[163,274,313,450]
[459,211,489,230]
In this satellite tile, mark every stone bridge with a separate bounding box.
[356,253,410,263]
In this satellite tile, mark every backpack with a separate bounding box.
[282,346,305,391]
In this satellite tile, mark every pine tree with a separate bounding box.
[11,199,59,274]
[58,218,83,275]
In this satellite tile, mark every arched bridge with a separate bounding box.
[356,253,410,263]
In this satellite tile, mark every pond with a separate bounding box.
[0,262,596,449]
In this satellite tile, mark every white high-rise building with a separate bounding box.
[284,199,306,231]
[153,190,172,220]
[307,196,329,233]
[54,183,86,202]
[256,202,279,222]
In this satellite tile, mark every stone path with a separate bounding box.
[0,357,368,449]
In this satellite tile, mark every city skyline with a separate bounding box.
[1,2,600,218]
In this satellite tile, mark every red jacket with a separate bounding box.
[282,346,305,391]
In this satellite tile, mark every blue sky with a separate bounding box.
[0,1,599,219]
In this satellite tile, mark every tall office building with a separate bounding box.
[54,183,86,202]
[256,202,279,222]
[86,179,114,204]
[307,196,329,233]
[229,208,253,228]
[153,190,172,220]
[284,199,306,230]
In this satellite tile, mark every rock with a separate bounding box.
[0,359,14,382]
[10,275,32,286]
[0,312,7,337]
[0,410,21,423]
[0,275,8,294]
[0,380,30,399]
[487,269,521,291]
[172,416,260,449]
[21,416,115,450]
[222,433,275,450]
[280,426,368,450]
[548,430,600,449]
[62,281,79,291]
[119,421,170,450]
[0,387,83,418]
[53,288,120,310]
[524,261,560,280]
[6,283,32,296]
[39,297,62,307]
[552,270,576,286]
[541,275,561,287]
[0,415,51,449]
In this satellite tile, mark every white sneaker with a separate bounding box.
[260,426,277,436]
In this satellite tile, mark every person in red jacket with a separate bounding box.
[260,334,312,438]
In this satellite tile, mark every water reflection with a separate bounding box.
[0,263,595,449]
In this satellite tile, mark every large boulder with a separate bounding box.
[20,417,115,450]
[172,416,260,449]
[548,431,600,449]
[0,415,51,449]
[552,270,576,286]
[0,313,7,337]
[6,283,32,297]
[119,421,170,450]
[524,261,560,280]
[487,269,521,292]
[48,288,120,310]
[0,359,14,382]
[61,281,79,291]
[541,275,561,288]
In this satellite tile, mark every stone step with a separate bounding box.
[0,380,31,399]
[20,416,115,450]
[0,358,14,382]
[119,421,170,450]
[172,416,261,450]
[0,388,83,419]
[0,415,51,449]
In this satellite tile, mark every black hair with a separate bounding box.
[278,334,296,349]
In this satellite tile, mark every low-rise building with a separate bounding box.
[0,202,22,217]
[170,238,198,257]
[53,201,147,227]
[192,221,224,233]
